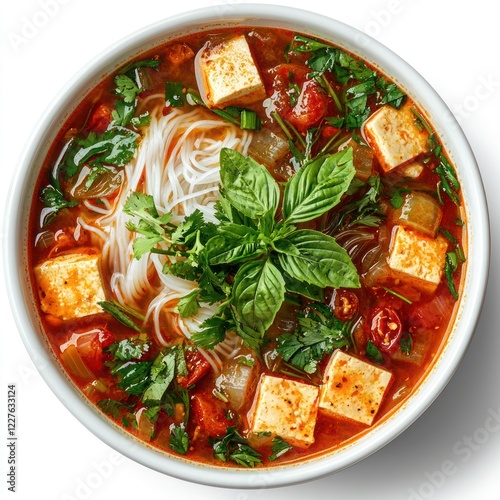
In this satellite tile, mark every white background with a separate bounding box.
[1,1,499,499]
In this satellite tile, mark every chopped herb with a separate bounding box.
[330,175,384,232]
[190,316,228,350]
[277,302,350,375]
[98,300,144,332]
[186,88,261,130]
[39,182,78,225]
[60,127,138,185]
[399,332,413,356]
[107,338,149,361]
[389,186,411,209]
[269,437,293,461]
[383,287,413,305]
[366,340,383,364]
[213,427,263,467]
[165,81,186,107]
[238,356,255,367]
[126,147,360,351]
[97,398,135,419]
[175,289,200,318]
[169,423,189,455]
[291,34,407,130]
[444,252,459,299]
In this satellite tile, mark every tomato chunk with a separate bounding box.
[191,391,231,437]
[369,307,403,354]
[178,349,211,388]
[87,103,112,133]
[62,328,114,373]
[286,80,328,132]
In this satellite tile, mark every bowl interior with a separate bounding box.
[3,4,489,489]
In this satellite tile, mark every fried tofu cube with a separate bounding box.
[387,226,448,293]
[363,104,429,172]
[34,251,106,320]
[196,35,266,108]
[249,374,319,448]
[319,350,393,426]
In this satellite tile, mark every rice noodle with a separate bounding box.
[78,105,252,372]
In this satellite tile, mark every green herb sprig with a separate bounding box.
[125,147,360,351]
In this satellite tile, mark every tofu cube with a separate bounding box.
[34,251,106,320]
[363,104,429,172]
[248,374,319,448]
[319,350,393,426]
[196,35,266,108]
[387,226,448,293]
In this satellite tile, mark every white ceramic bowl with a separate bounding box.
[3,4,489,489]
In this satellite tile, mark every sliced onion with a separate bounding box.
[215,359,255,410]
[392,339,427,366]
[136,408,154,442]
[248,127,289,169]
[60,344,95,381]
[69,166,123,200]
[389,191,442,237]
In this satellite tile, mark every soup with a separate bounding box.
[29,27,465,467]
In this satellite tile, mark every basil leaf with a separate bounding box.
[232,258,286,334]
[207,235,266,265]
[282,148,355,224]
[219,148,279,219]
[271,238,300,256]
[277,230,360,289]
[283,273,324,301]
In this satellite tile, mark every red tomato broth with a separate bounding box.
[28,27,465,468]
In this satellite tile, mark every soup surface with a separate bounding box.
[30,27,465,467]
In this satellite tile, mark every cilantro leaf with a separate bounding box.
[277,303,350,374]
[175,289,200,318]
[190,317,227,349]
[97,398,135,419]
[142,350,177,404]
[269,437,293,461]
[366,340,383,364]
[213,427,262,467]
[39,183,78,225]
[114,361,152,395]
[165,81,186,107]
[107,338,149,361]
[60,127,138,180]
[114,74,141,104]
[399,332,413,356]
[118,57,160,75]
[169,423,189,455]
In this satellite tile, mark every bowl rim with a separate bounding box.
[3,3,490,489]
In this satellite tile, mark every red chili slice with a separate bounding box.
[333,289,359,321]
[369,307,403,354]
